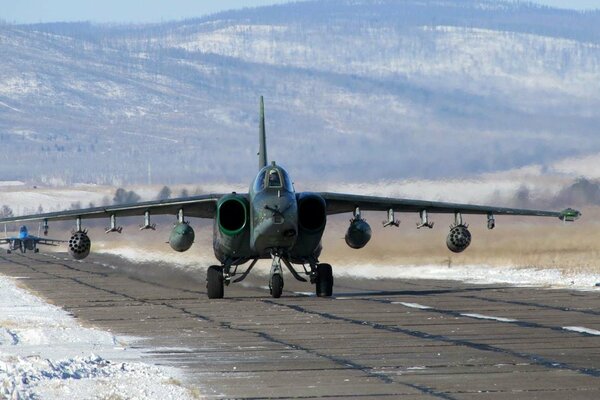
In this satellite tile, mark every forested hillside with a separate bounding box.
[1,0,599,184]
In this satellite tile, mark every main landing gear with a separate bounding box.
[206,265,224,299]
[268,255,334,299]
[314,263,333,297]
[205,256,334,299]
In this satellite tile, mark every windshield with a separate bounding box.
[253,166,294,192]
[253,170,266,192]
[267,170,282,188]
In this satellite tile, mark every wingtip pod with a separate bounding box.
[559,208,581,222]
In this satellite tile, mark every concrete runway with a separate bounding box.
[1,251,599,399]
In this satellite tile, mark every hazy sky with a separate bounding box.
[2,0,599,24]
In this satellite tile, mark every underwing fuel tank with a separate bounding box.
[169,222,195,252]
[68,231,91,260]
[345,218,372,249]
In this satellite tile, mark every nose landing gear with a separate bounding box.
[269,254,284,298]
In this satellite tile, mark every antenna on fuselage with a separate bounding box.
[258,96,268,170]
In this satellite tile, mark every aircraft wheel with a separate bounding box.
[34,248,40,253]
[6,250,11,254]
[270,274,283,298]
[206,266,224,299]
[315,263,333,297]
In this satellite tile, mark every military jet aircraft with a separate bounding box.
[0,225,65,254]
[0,97,581,298]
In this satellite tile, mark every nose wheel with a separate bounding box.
[270,273,284,298]
[269,254,284,298]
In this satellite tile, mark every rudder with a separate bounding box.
[258,96,267,169]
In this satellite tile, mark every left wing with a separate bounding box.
[319,192,581,221]
[0,194,229,225]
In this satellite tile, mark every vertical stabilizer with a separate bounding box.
[258,96,268,169]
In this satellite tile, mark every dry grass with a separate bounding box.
[321,207,600,274]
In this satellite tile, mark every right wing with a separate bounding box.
[0,193,233,225]
[319,192,580,220]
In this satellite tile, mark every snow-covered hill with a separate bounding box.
[1,0,600,184]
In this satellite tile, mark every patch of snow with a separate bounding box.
[0,181,25,187]
[0,189,109,216]
[293,291,315,297]
[0,75,40,96]
[0,274,197,399]
[121,130,179,143]
[391,302,432,310]
[334,264,600,291]
[459,313,517,323]
[562,326,600,336]
[97,245,214,269]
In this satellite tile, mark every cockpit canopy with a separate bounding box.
[253,163,294,193]
[18,225,28,238]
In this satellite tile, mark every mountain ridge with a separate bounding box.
[1,0,599,184]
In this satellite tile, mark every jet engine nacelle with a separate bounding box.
[68,231,91,260]
[169,222,195,252]
[345,218,372,249]
[289,193,327,262]
[446,225,471,253]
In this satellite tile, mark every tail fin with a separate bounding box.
[258,96,267,170]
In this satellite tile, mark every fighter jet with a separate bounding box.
[0,97,581,298]
[0,225,65,254]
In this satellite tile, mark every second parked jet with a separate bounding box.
[1,225,65,254]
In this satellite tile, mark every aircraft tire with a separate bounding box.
[270,274,283,298]
[34,248,40,253]
[206,266,224,299]
[315,263,333,297]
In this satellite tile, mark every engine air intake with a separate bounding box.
[218,196,248,236]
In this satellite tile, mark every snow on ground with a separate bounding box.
[0,183,243,217]
[334,263,600,291]
[0,275,197,399]
[97,246,600,292]
[0,188,110,215]
[0,181,25,187]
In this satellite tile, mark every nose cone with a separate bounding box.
[251,193,298,254]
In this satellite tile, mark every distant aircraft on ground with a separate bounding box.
[0,225,65,254]
[0,97,581,298]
